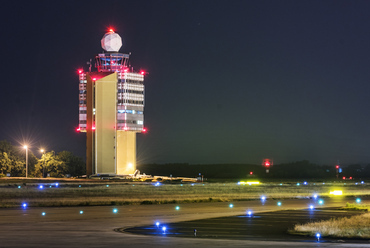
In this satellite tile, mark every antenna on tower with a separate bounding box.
[86,59,92,72]
[336,160,340,179]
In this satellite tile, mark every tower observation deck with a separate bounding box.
[77,29,145,176]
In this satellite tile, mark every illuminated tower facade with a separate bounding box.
[78,29,145,176]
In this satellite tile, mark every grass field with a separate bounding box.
[292,204,370,239]
[0,179,369,208]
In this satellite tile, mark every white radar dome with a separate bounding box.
[101,31,122,52]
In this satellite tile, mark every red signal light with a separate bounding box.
[78,69,83,74]
[142,128,147,133]
[140,70,145,75]
[250,171,253,175]
[343,176,346,180]
[349,177,352,180]
[92,78,96,81]
[108,28,114,33]
[92,126,96,130]
[76,127,80,132]
[335,165,339,169]
[265,162,270,167]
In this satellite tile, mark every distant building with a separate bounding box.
[77,29,145,176]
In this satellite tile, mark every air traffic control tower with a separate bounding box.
[77,29,146,176]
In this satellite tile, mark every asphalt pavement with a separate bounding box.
[123,209,366,242]
[0,196,369,248]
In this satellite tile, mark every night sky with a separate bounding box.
[1,0,370,165]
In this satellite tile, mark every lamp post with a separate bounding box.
[23,145,28,178]
[40,149,45,178]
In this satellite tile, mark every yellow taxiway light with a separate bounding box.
[330,190,343,195]
[238,181,260,185]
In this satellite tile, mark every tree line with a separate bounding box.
[0,140,85,178]
[138,160,370,179]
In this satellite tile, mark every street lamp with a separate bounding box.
[40,149,45,178]
[23,145,28,178]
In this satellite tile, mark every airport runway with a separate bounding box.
[0,196,369,248]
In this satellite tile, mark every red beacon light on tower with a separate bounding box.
[108,28,115,33]
[142,127,147,133]
[140,70,145,75]
[78,69,83,74]
[335,165,340,179]
[262,158,273,173]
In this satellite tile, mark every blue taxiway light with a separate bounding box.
[22,203,27,209]
[309,205,314,210]
[39,185,43,189]
[361,181,364,184]
[18,186,21,189]
[318,199,324,205]
[296,183,300,186]
[316,233,321,241]
[55,183,59,187]
[247,210,253,216]
[162,226,167,233]
[155,222,160,227]
[313,194,318,199]
[261,196,266,201]
[303,181,307,185]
